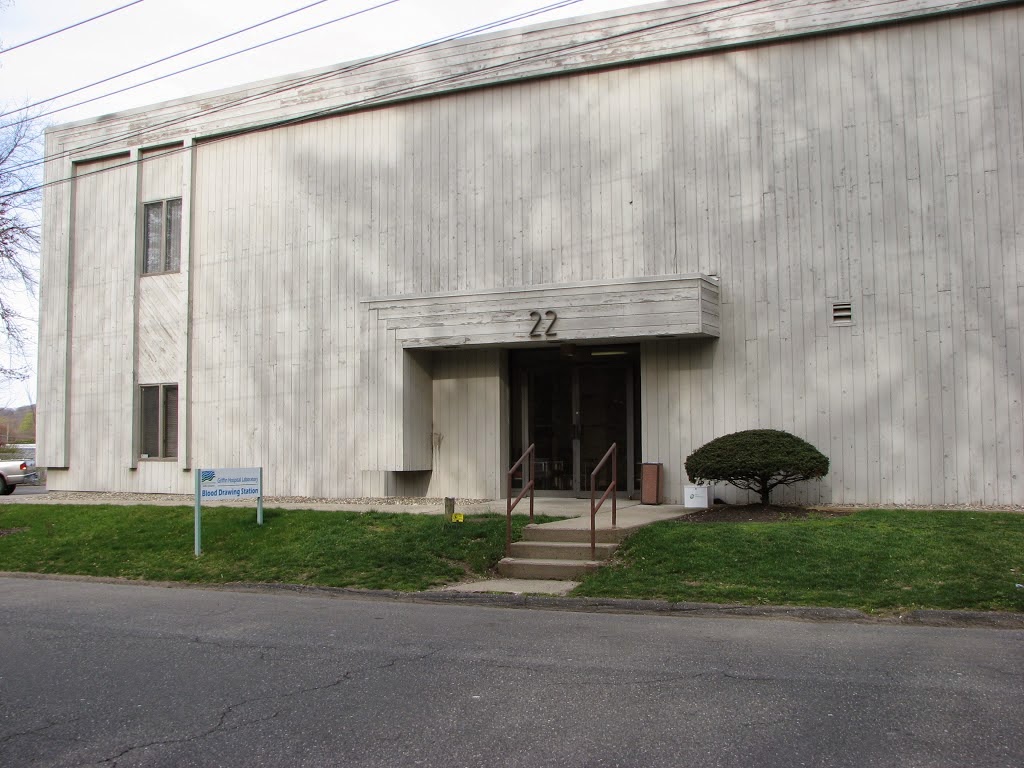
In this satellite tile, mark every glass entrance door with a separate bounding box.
[510,346,639,497]
[576,363,632,496]
[525,364,574,492]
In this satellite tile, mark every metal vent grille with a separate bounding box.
[832,301,853,325]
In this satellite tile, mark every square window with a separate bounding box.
[142,199,182,274]
[140,384,178,459]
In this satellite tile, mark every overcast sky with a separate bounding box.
[0,0,654,407]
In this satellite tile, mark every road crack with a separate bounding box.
[94,647,443,766]
[0,717,79,746]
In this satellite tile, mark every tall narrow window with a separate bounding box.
[140,384,178,459]
[142,198,182,274]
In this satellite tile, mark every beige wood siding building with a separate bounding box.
[38,0,1024,505]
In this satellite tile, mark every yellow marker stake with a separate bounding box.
[452,513,464,523]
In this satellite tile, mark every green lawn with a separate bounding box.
[3,506,1022,612]
[0,504,557,591]
[573,510,1024,612]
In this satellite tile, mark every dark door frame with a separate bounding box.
[511,345,638,498]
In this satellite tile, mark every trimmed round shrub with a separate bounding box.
[684,429,829,505]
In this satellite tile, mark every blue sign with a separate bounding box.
[199,467,261,500]
[194,467,264,556]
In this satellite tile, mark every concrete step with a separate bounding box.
[521,524,633,544]
[508,540,618,561]
[497,557,604,580]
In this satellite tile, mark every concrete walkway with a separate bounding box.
[521,499,691,530]
[0,491,691,522]
[447,500,692,595]
[0,489,502,513]
[442,578,581,596]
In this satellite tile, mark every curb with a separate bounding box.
[3,571,1023,629]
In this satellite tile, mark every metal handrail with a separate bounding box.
[506,443,536,555]
[589,442,617,559]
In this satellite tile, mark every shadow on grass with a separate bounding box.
[573,509,1024,612]
[0,504,563,592]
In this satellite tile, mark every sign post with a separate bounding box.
[194,467,264,556]
[258,467,264,526]
[194,468,202,557]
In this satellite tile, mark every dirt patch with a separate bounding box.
[0,527,28,537]
[681,505,857,523]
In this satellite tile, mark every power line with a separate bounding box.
[0,0,337,122]
[4,0,783,197]
[261,0,776,139]
[0,0,401,129]
[2,0,588,178]
[0,0,146,56]
[4,0,773,187]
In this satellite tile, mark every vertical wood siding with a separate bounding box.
[426,349,508,500]
[137,147,186,388]
[42,5,1024,504]
[36,140,73,468]
[64,155,135,488]
[641,9,1024,505]
[135,147,188,488]
[43,149,190,491]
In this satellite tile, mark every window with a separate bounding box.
[140,384,178,459]
[142,198,182,274]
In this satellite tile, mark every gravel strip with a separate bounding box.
[3,491,1021,513]
[810,503,1024,513]
[0,490,494,510]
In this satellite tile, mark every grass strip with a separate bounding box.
[572,510,1024,612]
[0,504,557,592]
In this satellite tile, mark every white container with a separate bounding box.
[684,484,710,509]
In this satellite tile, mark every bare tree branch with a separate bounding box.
[0,105,41,385]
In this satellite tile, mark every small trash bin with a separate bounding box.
[684,484,710,509]
[640,463,663,505]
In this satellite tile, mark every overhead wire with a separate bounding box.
[0,0,146,56]
[3,0,790,199]
[0,0,339,122]
[251,0,784,143]
[4,0,779,189]
[2,0,589,178]
[0,0,402,128]
[244,0,779,133]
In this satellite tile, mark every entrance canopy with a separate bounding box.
[359,274,719,471]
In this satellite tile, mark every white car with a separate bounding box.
[0,459,38,495]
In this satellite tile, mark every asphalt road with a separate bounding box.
[11,484,46,495]
[0,577,1021,768]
